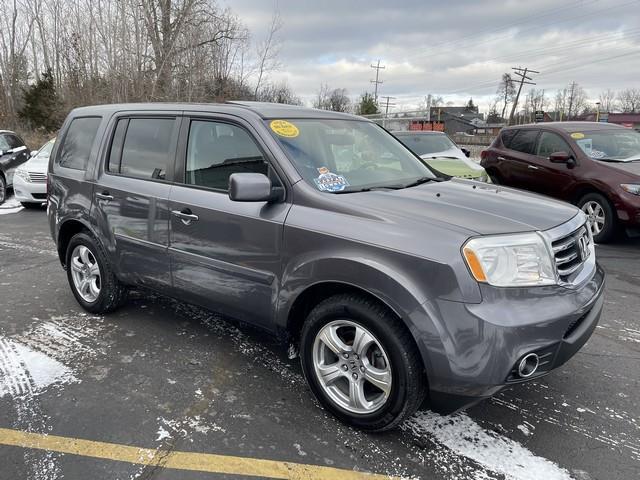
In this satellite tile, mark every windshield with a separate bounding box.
[572,129,640,161]
[34,139,55,159]
[395,133,457,156]
[266,119,435,192]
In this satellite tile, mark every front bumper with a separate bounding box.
[425,263,605,414]
[13,175,46,203]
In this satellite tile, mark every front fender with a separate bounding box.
[277,255,445,383]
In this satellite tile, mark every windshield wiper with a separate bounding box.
[399,176,442,189]
[333,185,402,194]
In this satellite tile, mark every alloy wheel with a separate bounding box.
[581,200,605,237]
[70,245,101,303]
[312,320,392,414]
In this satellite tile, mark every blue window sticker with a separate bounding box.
[314,171,350,192]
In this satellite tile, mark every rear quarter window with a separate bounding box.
[499,129,518,148]
[57,117,102,170]
[508,129,539,154]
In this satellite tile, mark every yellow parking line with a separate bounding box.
[0,427,399,479]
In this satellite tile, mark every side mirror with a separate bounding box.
[461,147,471,158]
[228,173,273,202]
[548,151,577,168]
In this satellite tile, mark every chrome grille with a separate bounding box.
[27,172,47,183]
[552,225,590,281]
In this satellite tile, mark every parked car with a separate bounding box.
[14,138,55,208]
[481,122,640,243]
[48,103,604,431]
[393,131,489,182]
[0,130,30,204]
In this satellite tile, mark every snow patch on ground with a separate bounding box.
[0,339,76,397]
[156,415,225,443]
[403,411,573,480]
[0,195,23,215]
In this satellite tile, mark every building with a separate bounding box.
[428,107,484,135]
[581,112,640,130]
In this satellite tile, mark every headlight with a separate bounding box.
[462,232,556,287]
[15,168,30,182]
[621,184,640,195]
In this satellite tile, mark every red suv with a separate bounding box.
[481,122,640,242]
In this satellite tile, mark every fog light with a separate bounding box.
[517,353,539,378]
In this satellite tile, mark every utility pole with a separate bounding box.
[380,96,396,129]
[370,59,385,103]
[380,96,396,116]
[508,66,538,125]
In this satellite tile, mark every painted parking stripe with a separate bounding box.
[0,427,399,479]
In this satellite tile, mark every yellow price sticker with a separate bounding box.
[571,132,585,139]
[270,120,299,138]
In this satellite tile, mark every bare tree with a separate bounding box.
[618,88,640,113]
[328,88,350,112]
[598,89,618,112]
[313,83,331,110]
[253,9,282,99]
[496,73,516,120]
[257,81,301,105]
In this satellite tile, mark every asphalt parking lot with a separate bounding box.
[0,202,638,480]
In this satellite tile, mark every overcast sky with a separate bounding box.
[221,0,640,111]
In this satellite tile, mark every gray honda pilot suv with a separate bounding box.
[48,102,605,430]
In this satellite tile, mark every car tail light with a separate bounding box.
[480,150,488,161]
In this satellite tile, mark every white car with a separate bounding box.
[13,138,54,208]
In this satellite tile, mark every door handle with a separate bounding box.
[527,165,539,170]
[96,192,114,201]
[171,209,199,225]
[497,156,506,161]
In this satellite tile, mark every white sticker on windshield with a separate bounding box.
[576,138,592,156]
[314,171,350,192]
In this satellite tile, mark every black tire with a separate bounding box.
[300,293,426,431]
[487,169,502,185]
[21,202,43,209]
[577,192,616,243]
[65,231,127,314]
[0,175,6,205]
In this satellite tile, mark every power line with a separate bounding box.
[370,60,385,103]
[403,0,638,62]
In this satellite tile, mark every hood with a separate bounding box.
[420,147,466,161]
[599,160,640,177]
[341,178,579,236]
[423,158,485,179]
[21,155,49,172]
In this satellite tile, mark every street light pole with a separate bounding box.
[596,102,601,123]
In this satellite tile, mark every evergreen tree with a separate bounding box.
[356,93,379,115]
[466,98,476,111]
[18,69,61,131]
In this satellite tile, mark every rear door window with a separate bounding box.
[536,132,572,157]
[508,130,539,154]
[58,117,102,170]
[115,118,178,180]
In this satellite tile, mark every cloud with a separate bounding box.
[222,0,640,110]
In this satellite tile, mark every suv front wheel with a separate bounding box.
[65,232,127,313]
[578,193,616,243]
[300,293,426,431]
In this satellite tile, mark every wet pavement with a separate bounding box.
[0,203,638,480]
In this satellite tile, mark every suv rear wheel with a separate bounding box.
[578,193,616,243]
[300,293,426,431]
[0,175,6,205]
[65,232,126,313]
